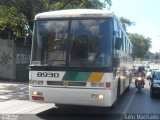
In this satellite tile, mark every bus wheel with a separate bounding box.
[111,79,120,109]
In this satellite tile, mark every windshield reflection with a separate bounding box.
[31,19,112,68]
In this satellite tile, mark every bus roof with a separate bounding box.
[35,9,115,20]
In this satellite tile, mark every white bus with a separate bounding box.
[29,9,133,107]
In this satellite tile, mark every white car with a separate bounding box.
[146,68,158,78]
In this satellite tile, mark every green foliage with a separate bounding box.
[144,52,160,61]
[128,33,152,59]
[49,0,112,10]
[120,17,135,31]
[154,52,160,60]
[0,0,111,41]
[0,5,29,40]
[120,17,153,59]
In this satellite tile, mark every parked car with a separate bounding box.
[147,70,160,98]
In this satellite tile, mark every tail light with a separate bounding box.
[32,96,44,101]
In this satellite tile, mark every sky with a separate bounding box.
[108,0,160,53]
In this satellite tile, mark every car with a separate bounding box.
[146,68,158,79]
[146,69,152,77]
[147,70,160,98]
[146,68,158,78]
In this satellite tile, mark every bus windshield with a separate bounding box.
[31,19,112,68]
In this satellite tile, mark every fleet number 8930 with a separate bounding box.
[37,72,59,78]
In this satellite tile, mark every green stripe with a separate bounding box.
[63,71,78,81]
[62,72,90,81]
[75,72,90,81]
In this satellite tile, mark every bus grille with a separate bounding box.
[47,81,87,87]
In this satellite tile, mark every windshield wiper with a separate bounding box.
[47,51,66,66]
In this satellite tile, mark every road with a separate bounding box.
[0,80,160,120]
[37,79,160,120]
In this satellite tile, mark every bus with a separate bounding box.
[29,9,133,107]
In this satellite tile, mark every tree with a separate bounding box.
[119,17,135,31]
[128,33,152,60]
[0,4,31,40]
[154,52,160,60]
[143,51,153,60]
[0,0,112,41]
[119,17,152,60]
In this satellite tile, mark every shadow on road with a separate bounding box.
[37,114,123,120]
[0,83,29,102]
[36,89,131,120]
[37,105,123,120]
[37,80,160,119]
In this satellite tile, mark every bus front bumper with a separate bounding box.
[29,86,114,107]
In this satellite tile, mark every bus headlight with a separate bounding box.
[32,91,43,96]
[91,94,104,99]
[98,94,104,99]
[32,91,44,101]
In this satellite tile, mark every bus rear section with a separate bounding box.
[29,71,117,107]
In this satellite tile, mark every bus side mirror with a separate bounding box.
[115,38,122,50]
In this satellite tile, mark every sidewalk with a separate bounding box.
[0,80,28,94]
[0,100,56,114]
[0,80,55,114]
[0,79,28,85]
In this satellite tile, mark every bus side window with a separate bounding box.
[114,19,118,33]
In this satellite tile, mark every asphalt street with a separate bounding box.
[37,79,160,120]
[0,79,160,120]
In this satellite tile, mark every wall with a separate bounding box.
[0,39,16,80]
[16,46,31,82]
